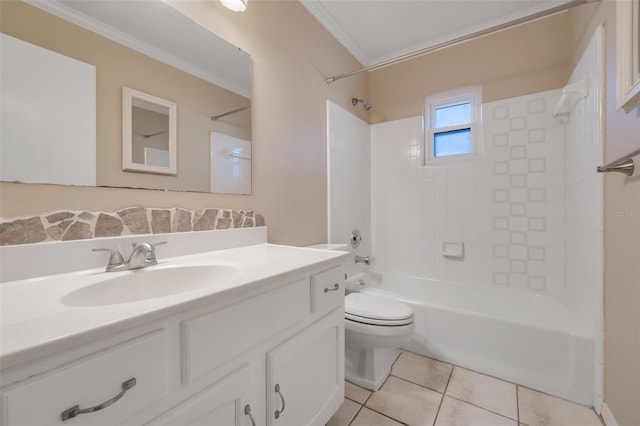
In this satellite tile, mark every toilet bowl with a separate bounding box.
[344,292,415,391]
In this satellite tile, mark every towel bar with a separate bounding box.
[597,147,640,176]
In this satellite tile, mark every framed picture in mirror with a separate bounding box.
[122,87,177,175]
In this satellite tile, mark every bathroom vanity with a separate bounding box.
[0,228,347,425]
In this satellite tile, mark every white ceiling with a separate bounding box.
[300,0,572,66]
[28,0,252,97]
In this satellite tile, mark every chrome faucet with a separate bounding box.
[354,255,371,265]
[93,241,167,272]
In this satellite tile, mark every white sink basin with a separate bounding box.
[61,264,241,306]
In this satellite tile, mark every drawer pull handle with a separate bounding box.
[245,404,256,426]
[324,283,340,293]
[61,377,136,421]
[274,383,286,419]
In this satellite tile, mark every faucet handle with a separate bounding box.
[150,241,167,249]
[92,248,125,267]
[131,241,167,249]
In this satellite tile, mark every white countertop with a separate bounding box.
[0,243,348,369]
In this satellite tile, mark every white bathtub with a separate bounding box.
[347,271,594,406]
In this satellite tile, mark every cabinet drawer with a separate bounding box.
[183,278,310,383]
[310,266,344,313]
[3,331,166,426]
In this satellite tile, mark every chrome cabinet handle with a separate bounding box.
[244,404,256,426]
[274,383,286,419]
[61,377,136,421]
[324,283,340,293]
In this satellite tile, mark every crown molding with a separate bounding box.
[299,0,370,67]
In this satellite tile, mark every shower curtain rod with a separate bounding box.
[325,0,598,84]
[211,105,250,121]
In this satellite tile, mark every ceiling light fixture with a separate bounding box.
[220,0,247,12]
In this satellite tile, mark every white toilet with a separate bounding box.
[344,292,415,391]
[304,243,415,391]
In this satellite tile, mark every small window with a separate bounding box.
[424,86,481,163]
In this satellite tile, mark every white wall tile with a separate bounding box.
[358,80,599,335]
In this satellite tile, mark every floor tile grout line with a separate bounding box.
[345,395,365,405]
[443,364,520,422]
[355,352,423,426]
[346,402,364,426]
[445,394,520,423]
[516,384,521,424]
[517,382,596,408]
[391,350,452,394]
[431,361,454,425]
[389,372,447,395]
[362,405,410,425]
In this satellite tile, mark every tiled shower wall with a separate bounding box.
[371,89,569,297]
[564,26,604,410]
[565,27,604,326]
[327,101,371,277]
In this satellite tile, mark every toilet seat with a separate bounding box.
[345,293,414,326]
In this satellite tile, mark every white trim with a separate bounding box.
[326,101,333,244]
[602,403,620,426]
[616,0,640,112]
[24,0,251,98]
[299,0,370,66]
[424,85,482,164]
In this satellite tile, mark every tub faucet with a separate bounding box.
[355,255,371,265]
[93,241,167,272]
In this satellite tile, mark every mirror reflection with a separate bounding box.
[0,0,252,195]
[133,108,170,168]
[210,132,252,195]
[123,87,177,175]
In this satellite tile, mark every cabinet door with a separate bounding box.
[145,365,255,426]
[266,309,344,426]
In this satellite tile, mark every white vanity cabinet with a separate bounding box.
[266,309,344,426]
[0,260,346,426]
[145,365,253,426]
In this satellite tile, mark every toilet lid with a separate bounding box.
[345,293,414,326]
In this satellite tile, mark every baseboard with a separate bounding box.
[601,403,619,426]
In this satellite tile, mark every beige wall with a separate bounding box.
[367,12,571,124]
[0,0,369,245]
[568,2,640,425]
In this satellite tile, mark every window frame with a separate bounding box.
[423,85,482,164]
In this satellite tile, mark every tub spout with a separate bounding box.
[355,255,371,265]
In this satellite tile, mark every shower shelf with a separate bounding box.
[552,76,589,122]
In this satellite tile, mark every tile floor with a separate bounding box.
[327,350,603,426]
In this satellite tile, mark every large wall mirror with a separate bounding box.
[0,0,252,194]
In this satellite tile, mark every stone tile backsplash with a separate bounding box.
[0,207,265,246]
